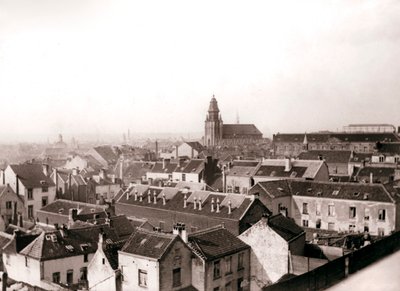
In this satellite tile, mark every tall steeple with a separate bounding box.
[204,95,223,147]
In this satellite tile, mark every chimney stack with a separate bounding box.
[216,198,220,213]
[148,191,151,203]
[181,223,187,243]
[198,198,202,211]
[134,190,138,201]
[162,193,166,205]
[370,172,373,184]
[211,197,215,212]
[194,197,197,210]
[222,166,226,193]
[228,200,232,214]
[53,168,58,195]
[183,194,187,208]
[68,208,78,224]
[284,157,292,172]
[139,192,143,202]
[153,191,157,204]
[155,140,159,161]
[99,169,106,179]
[42,164,49,176]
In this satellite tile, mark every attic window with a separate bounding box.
[192,169,196,172]
[353,192,360,197]
[290,171,297,178]
[270,171,276,177]
[91,209,95,213]
[106,238,113,244]
[332,190,339,196]
[155,241,164,248]
[277,187,284,192]
[58,208,64,214]
[246,171,250,175]
[307,188,312,192]
[316,192,322,197]
[363,193,369,200]
[40,180,46,185]
[65,245,74,252]
[140,239,147,245]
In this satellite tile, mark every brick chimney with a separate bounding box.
[42,164,49,176]
[284,157,292,172]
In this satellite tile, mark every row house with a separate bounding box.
[2,222,128,290]
[115,184,270,235]
[239,213,305,290]
[273,132,400,157]
[187,225,251,291]
[3,164,56,220]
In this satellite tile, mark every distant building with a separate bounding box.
[224,160,261,194]
[0,184,25,229]
[187,225,251,291]
[273,132,400,157]
[86,146,121,169]
[343,124,396,133]
[297,150,352,176]
[204,96,263,147]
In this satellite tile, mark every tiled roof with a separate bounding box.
[223,124,262,136]
[150,162,178,174]
[103,239,125,270]
[273,133,400,143]
[116,185,257,220]
[254,159,325,179]
[39,199,107,216]
[356,167,395,178]
[121,161,154,180]
[9,164,55,188]
[376,142,400,154]
[121,228,177,259]
[20,225,121,261]
[92,146,120,165]
[180,159,204,174]
[349,152,372,163]
[290,180,395,203]
[298,151,352,164]
[86,215,134,239]
[267,214,304,241]
[185,142,204,153]
[188,226,249,261]
[227,160,260,177]
[251,180,292,198]
[0,232,12,249]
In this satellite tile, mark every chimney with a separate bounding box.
[99,169,106,179]
[261,212,269,223]
[68,208,78,223]
[120,155,124,179]
[98,232,105,250]
[194,197,197,210]
[284,157,292,172]
[68,173,72,199]
[148,192,151,203]
[111,175,116,184]
[134,190,138,201]
[176,145,179,159]
[228,200,232,214]
[222,166,226,193]
[216,198,220,213]
[42,164,49,176]
[183,194,187,208]
[16,175,19,195]
[162,158,167,169]
[181,223,188,243]
[198,198,202,211]
[155,140,159,160]
[53,168,58,194]
[12,201,18,225]
[370,172,373,184]
[173,224,180,235]
[153,192,157,204]
[139,192,143,202]
[211,197,215,212]
[18,214,23,228]
[72,168,78,176]
[162,193,166,205]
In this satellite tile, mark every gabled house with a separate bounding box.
[0,184,25,229]
[187,225,251,291]
[3,164,56,220]
[239,214,305,289]
[177,141,204,159]
[118,228,194,291]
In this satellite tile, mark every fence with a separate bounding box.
[263,231,400,291]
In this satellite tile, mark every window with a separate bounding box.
[379,156,385,163]
[364,225,369,232]
[328,204,335,216]
[316,203,321,216]
[225,282,232,291]
[80,267,87,281]
[42,186,48,193]
[159,221,165,230]
[302,220,309,227]
[378,228,385,236]
[102,258,105,264]
[378,209,386,221]
[28,205,34,219]
[349,224,356,232]
[138,269,147,287]
[42,197,48,207]
[316,219,321,229]
[302,203,308,214]
[349,207,356,219]
[237,277,244,291]
[67,270,73,285]
[213,260,221,279]
[234,186,240,193]
[28,189,33,200]
[328,222,335,230]
[238,252,244,270]
[172,268,181,287]
[53,272,60,284]
[227,186,233,193]
[225,256,232,274]
[242,187,248,194]
[84,254,88,262]
[364,208,370,220]
[6,201,12,209]
[182,174,186,182]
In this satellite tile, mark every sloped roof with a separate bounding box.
[251,180,292,198]
[181,159,204,174]
[223,124,262,136]
[9,164,55,188]
[121,228,177,259]
[267,214,304,241]
[254,159,325,179]
[185,142,204,153]
[150,162,178,174]
[92,146,120,165]
[376,142,400,154]
[356,167,395,178]
[188,226,249,261]
[298,151,351,164]
[39,199,107,216]
[103,239,125,270]
[122,161,154,180]
[227,160,260,177]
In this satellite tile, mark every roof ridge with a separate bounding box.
[188,224,224,237]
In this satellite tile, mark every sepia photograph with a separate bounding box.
[0,0,400,290]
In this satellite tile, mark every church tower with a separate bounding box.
[204,95,223,147]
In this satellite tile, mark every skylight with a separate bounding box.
[332,190,339,196]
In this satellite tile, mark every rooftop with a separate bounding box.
[9,164,55,188]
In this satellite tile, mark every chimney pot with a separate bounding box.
[183,194,187,208]
[211,197,215,212]
[198,198,202,211]
[194,197,197,210]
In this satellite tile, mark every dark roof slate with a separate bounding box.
[9,164,55,188]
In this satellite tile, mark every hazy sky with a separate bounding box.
[1,0,400,142]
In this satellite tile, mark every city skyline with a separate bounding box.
[1,0,400,142]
